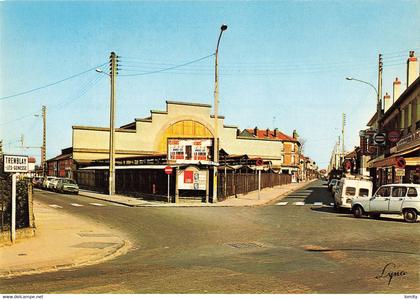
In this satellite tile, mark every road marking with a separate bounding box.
[90,203,105,206]
[70,203,84,207]
[276,202,288,205]
[293,202,305,206]
[314,202,323,206]
[49,204,63,209]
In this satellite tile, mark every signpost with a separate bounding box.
[388,130,401,143]
[345,160,352,172]
[164,166,173,203]
[3,154,28,243]
[373,133,386,146]
[396,157,406,169]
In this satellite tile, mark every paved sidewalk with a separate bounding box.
[79,180,317,207]
[0,201,131,278]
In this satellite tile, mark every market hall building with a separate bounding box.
[48,100,301,202]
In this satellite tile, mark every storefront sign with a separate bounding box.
[396,129,420,148]
[168,139,212,164]
[3,155,29,173]
[395,168,405,177]
[387,130,401,143]
[178,167,207,190]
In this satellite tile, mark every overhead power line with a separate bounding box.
[0,62,108,101]
[118,53,215,77]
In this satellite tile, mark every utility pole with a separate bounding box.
[377,54,383,130]
[342,113,346,158]
[108,52,117,195]
[20,134,24,153]
[41,105,46,176]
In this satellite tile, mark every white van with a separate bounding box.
[334,178,373,210]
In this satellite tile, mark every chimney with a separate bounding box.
[266,128,270,137]
[392,77,401,103]
[383,92,391,112]
[274,128,278,137]
[254,126,258,136]
[407,51,419,87]
[292,129,299,139]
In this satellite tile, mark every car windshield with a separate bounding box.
[62,179,76,184]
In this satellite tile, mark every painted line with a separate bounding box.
[293,202,305,206]
[70,203,84,207]
[276,202,288,206]
[90,203,105,206]
[314,202,323,206]
[49,204,63,209]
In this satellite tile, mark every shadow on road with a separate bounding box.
[301,186,333,205]
[310,206,412,223]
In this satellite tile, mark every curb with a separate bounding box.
[78,180,318,208]
[0,239,132,279]
[78,193,141,207]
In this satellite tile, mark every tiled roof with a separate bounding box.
[245,129,298,142]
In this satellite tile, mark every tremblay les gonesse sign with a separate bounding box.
[3,155,29,173]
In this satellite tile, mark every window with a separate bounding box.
[359,188,369,197]
[391,186,407,197]
[408,103,412,126]
[185,145,192,160]
[400,109,405,129]
[345,187,356,196]
[376,186,390,197]
[407,188,418,197]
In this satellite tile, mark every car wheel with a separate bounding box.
[369,213,380,219]
[403,209,418,223]
[353,205,363,218]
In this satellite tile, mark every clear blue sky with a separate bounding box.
[1,1,419,169]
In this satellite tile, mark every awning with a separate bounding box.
[405,157,420,166]
[368,144,419,168]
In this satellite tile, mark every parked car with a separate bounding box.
[351,184,420,223]
[328,179,338,192]
[42,176,57,190]
[32,177,44,189]
[334,178,373,211]
[49,178,61,191]
[55,178,79,194]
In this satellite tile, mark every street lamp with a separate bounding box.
[346,76,382,130]
[212,24,228,203]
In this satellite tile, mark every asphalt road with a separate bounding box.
[1,180,419,294]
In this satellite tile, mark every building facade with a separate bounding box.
[72,101,299,170]
[366,51,420,187]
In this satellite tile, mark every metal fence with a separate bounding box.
[75,168,292,202]
[75,169,175,201]
[218,172,291,199]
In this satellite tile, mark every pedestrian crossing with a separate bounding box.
[49,202,113,209]
[275,201,328,206]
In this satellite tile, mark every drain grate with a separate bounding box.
[226,242,264,249]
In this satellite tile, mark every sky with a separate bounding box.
[0,1,419,169]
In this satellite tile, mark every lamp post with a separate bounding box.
[346,76,381,129]
[212,24,228,203]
